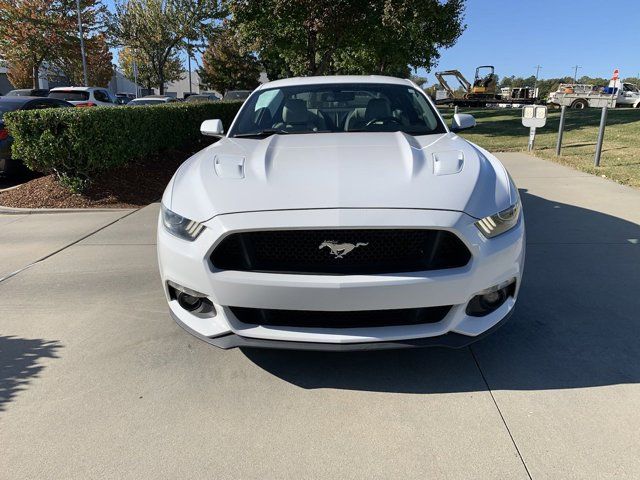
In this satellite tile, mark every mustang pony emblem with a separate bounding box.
[319,240,368,259]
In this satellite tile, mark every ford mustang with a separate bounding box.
[157,76,525,350]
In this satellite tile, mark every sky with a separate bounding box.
[419,0,640,84]
[106,0,640,82]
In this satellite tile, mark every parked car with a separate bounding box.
[158,76,525,351]
[115,93,136,105]
[185,94,220,103]
[222,90,252,101]
[0,97,73,175]
[128,95,179,106]
[6,88,49,97]
[48,87,116,107]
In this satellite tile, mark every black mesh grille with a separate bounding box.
[229,305,452,328]
[211,229,471,274]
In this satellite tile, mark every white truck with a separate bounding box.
[548,74,640,109]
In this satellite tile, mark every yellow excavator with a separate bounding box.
[434,65,533,107]
[435,66,498,101]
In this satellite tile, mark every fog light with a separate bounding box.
[167,281,216,316]
[177,292,203,312]
[466,279,516,317]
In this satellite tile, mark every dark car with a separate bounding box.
[222,90,252,102]
[185,94,220,103]
[6,88,50,97]
[115,93,136,105]
[0,97,73,175]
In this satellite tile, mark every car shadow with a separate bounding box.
[0,335,62,412]
[242,190,640,393]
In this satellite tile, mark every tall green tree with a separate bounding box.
[111,0,219,94]
[228,0,466,79]
[198,26,260,93]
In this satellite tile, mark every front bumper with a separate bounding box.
[158,208,525,349]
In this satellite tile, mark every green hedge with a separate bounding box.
[4,101,243,179]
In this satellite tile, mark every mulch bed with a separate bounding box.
[0,147,201,209]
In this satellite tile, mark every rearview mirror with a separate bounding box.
[201,119,224,137]
[451,113,476,132]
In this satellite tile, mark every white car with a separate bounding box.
[48,86,116,107]
[157,76,525,350]
[128,95,179,106]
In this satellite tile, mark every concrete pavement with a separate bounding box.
[0,153,639,479]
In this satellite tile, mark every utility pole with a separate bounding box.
[133,57,139,98]
[187,39,193,96]
[75,0,88,87]
[533,65,542,98]
[572,65,581,83]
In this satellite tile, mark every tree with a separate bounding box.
[0,0,73,88]
[6,57,33,88]
[111,0,219,94]
[228,0,466,78]
[0,0,110,88]
[56,33,114,87]
[119,46,183,92]
[199,26,260,93]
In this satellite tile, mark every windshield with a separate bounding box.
[48,90,90,101]
[229,83,445,137]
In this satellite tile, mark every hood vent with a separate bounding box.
[433,150,464,176]
[214,154,245,179]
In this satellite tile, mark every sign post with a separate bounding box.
[522,105,547,151]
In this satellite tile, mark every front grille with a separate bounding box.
[211,229,471,275]
[229,305,452,328]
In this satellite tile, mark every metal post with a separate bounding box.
[528,127,536,151]
[454,105,458,115]
[556,105,566,156]
[594,106,608,167]
[76,0,88,87]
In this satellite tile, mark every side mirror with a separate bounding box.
[451,113,476,132]
[201,119,224,137]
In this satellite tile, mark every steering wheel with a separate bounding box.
[365,116,403,127]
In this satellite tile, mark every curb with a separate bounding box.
[0,205,137,215]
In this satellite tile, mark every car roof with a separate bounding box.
[9,88,46,93]
[257,75,413,90]
[0,96,49,106]
[49,86,103,92]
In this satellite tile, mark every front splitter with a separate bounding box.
[170,310,513,351]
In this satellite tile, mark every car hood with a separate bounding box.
[167,132,515,222]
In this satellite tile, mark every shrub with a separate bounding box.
[3,101,243,180]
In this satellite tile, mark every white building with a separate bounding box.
[154,70,220,99]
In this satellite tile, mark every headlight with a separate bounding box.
[161,204,204,241]
[475,199,521,238]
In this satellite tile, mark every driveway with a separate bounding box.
[1,153,639,479]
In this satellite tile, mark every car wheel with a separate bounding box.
[570,99,589,109]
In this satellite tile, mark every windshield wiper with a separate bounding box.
[232,129,289,138]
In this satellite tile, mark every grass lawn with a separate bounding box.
[439,107,640,188]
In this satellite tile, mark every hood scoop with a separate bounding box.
[214,154,245,179]
[433,150,464,176]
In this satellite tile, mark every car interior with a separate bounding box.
[234,84,442,136]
